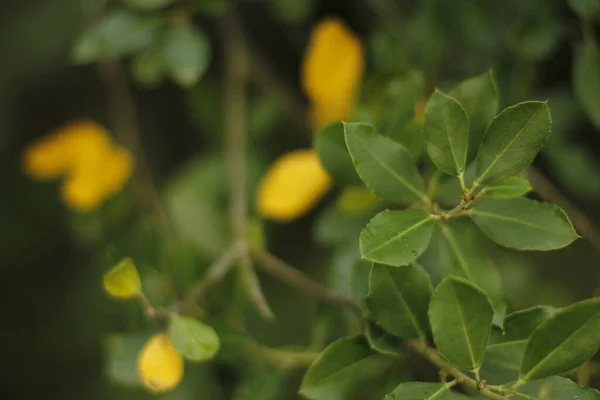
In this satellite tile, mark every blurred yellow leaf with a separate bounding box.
[137,333,184,393]
[22,119,134,211]
[257,150,332,222]
[302,18,364,128]
[103,257,141,299]
[337,186,378,214]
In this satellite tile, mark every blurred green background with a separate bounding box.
[2,0,600,398]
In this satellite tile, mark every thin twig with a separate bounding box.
[179,246,238,312]
[525,166,600,253]
[222,12,274,319]
[408,340,507,400]
[96,60,170,232]
[251,248,363,315]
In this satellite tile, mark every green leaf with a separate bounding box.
[168,314,220,362]
[104,333,149,387]
[364,321,404,357]
[574,36,600,129]
[366,263,432,340]
[438,221,504,319]
[450,69,499,159]
[385,382,471,399]
[429,277,494,371]
[163,23,211,88]
[345,123,427,204]
[360,210,436,267]
[481,176,532,199]
[469,198,578,251]
[482,307,555,384]
[473,101,551,185]
[121,0,175,11]
[519,376,600,399]
[520,297,600,381]
[314,122,363,186]
[567,0,600,19]
[72,11,159,63]
[102,257,141,299]
[422,89,470,175]
[299,336,401,400]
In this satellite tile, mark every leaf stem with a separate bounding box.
[407,339,507,400]
[250,248,363,315]
[244,341,320,369]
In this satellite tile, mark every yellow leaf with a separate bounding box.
[302,18,364,114]
[103,257,141,299]
[257,150,332,222]
[337,186,378,214]
[137,333,184,393]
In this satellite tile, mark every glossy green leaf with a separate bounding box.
[72,11,159,63]
[299,336,399,400]
[429,277,494,371]
[385,382,470,400]
[438,221,504,318]
[366,263,432,340]
[470,198,578,251]
[422,89,469,175]
[163,23,211,88]
[518,376,600,399]
[168,315,220,362]
[314,122,363,186]
[121,0,175,10]
[567,0,600,19]
[473,101,551,185]
[482,307,555,384]
[364,321,404,357]
[450,69,499,159]
[345,123,427,204]
[574,36,600,129]
[360,210,436,266]
[520,297,600,381]
[481,176,532,199]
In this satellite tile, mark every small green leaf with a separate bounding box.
[482,306,555,384]
[366,263,432,340]
[360,210,435,266]
[473,101,551,185]
[345,123,427,204]
[168,314,220,362]
[422,89,470,175]
[574,36,600,129]
[121,0,175,11]
[519,376,600,399]
[163,23,211,88]
[429,277,494,371]
[385,382,471,399]
[567,0,600,19]
[103,257,141,299]
[481,176,532,199]
[470,198,578,251]
[364,321,404,357]
[314,122,363,186]
[299,336,401,400]
[450,69,499,159]
[520,297,600,381]
[72,11,159,63]
[438,221,504,318]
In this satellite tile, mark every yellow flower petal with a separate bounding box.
[23,120,112,180]
[302,18,364,107]
[103,257,141,299]
[257,150,332,222]
[137,333,184,393]
[61,167,106,211]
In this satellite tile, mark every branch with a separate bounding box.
[251,248,363,315]
[222,13,273,319]
[525,166,600,253]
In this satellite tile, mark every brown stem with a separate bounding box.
[251,248,362,315]
[96,60,170,232]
